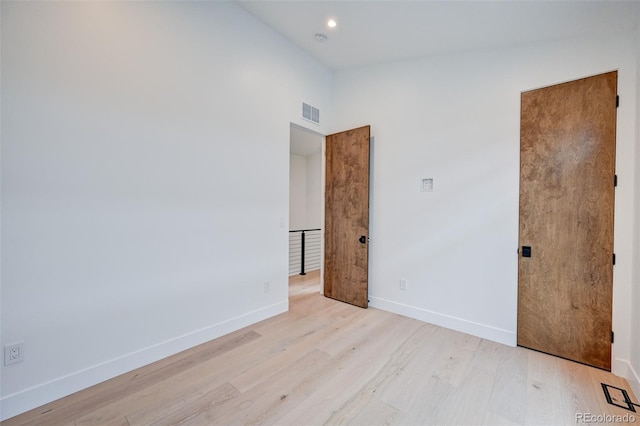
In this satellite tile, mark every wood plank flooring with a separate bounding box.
[3,270,638,425]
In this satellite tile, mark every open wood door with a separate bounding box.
[324,125,370,308]
[518,72,617,370]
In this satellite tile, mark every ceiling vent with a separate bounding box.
[302,102,320,125]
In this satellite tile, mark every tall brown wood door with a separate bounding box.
[518,72,617,370]
[324,125,370,308]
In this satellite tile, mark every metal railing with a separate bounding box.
[289,228,321,276]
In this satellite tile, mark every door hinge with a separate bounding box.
[616,95,619,108]
[613,253,616,265]
[612,331,615,343]
[614,174,618,187]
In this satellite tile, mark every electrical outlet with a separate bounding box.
[399,279,407,291]
[264,281,270,293]
[4,342,24,366]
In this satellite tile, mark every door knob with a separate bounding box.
[359,236,367,244]
[522,246,532,257]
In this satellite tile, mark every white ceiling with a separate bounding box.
[264,1,639,152]
[237,0,640,71]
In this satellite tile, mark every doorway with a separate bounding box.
[517,71,617,370]
[289,124,324,294]
[323,126,371,308]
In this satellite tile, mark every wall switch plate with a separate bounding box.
[399,279,407,291]
[421,178,434,192]
[264,281,270,293]
[4,342,24,366]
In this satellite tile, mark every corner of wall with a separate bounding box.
[630,363,640,398]
[614,358,640,398]
[632,12,640,399]
[624,9,640,399]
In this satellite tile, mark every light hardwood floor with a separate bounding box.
[3,271,638,425]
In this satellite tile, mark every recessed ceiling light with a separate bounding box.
[327,19,337,28]
[315,33,328,42]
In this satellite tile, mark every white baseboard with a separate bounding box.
[369,296,516,347]
[0,300,288,421]
[613,358,640,398]
[629,363,640,398]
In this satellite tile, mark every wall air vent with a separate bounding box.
[302,102,320,125]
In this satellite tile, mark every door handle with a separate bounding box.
[359,236,367,244]
[522,246,532,257]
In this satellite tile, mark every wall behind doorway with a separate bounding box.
[289,154,309,231]
[306,150,323,229]
[289,125,322,230]
[289,126,323,276]
[288,152,322,230]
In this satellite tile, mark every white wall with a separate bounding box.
[0,1,332,420]
[289,151,321,231]
[332,32,638,376]
[631,18,640,397]
[289,154,308,230]
[0,0,4,410]
[306,151,323,229]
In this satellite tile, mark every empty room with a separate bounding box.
[1,1,640,424]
